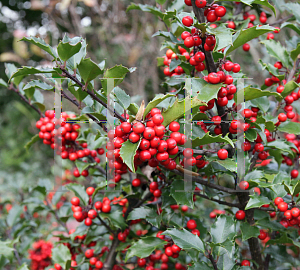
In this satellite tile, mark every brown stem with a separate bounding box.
[9,84,43,117]
[195,193,241,208]
[269,14,293,26]
[60,67,126,122]
[208,252,219,270]
[97,216,115,235]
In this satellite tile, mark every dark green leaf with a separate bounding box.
[281,81,300,98]
[66,183,89,205]
[9,67,56,82]
[245,195,270,210]
[240,222,260,241]
[124,237,166,262]
[99,210,127,230]
[188,262,211,270]
[193,78,223,103]
[192,132,234,148]
[245,128,257,142]
[225,25,275,56]
[52,244,71,270]
[78,58,103,84]
[244,86,282,101]
[6,205,23,227]
[23,80,54,99]
[162,228,205,253]
[207,24,233,51]
[291,43,300,61]
[57,38,82,62]
[277,121,300,135]
[21,36,57,58]
[0,78,8,87]
[212,159,237,172]
[261,39,293,68]
[281,22,300,35]
[144,93,176,118]
[17,263,30,270]
[169,58,181,72]
[211,215,236,244]
[170,179,195,208]
[0,240,14,256]
[119,139,141,173]
[114,87,131,109]
[286,2,300,23]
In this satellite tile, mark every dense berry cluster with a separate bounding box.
[28,240,52,270]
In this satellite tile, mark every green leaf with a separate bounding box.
[24,134,40,151]
[244,85,282,101]
[52,244,71,270]
[162,228,205,253]
[75,160,94,174]
[66,183,89,205]
[127,4,165,19]
[170,179,195,208]
[23,80,54,99]
[169,58,181,72]
[277,121,300,135]
[57,38,82,62]
[0,240,14,256]
[224,25,275,56]
[258,59,285,81]
[281,22,300,35]
[291,43,300,61]
[119,139,141,173]
[256,217,285,231]
[207,24,233,51]
[267,140,296,156]
[101,65,131,95]
[240,222,260,241]
[78,58,104,85]
[211,215,236,244]
[0,78,8,87]
[99,210,127,230]
[6,205,23,227]
[68,85,88,102]
[281,80,300,98]
[286,2,300,23]
[114,87,131,109]
[162,96,206,127]
[21,36,57,58]
[156,0,167,4]
[144,93,176,118]
[124,236,166,262]
[193,78,223,103]
[192,132,234,148]
[9,67,56,82]
[188,262,211,270]
[245,195,270,210]
[127,206,157,221]
[17,263,30,270]
[245,128,257,142]
[261,39,293,68]
[212,159,237,172]
[250,96,269,113]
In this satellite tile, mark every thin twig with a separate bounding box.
[97,216,115,234]
[195,193,241,208]
[208,252,219,270]
[270,14,293,26]
[9,84,43,117]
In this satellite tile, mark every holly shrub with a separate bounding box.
[1,0,300,270]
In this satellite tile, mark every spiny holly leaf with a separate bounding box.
[127,4,165,19]
[277,121,300,135]
[240,222,260,241]
[261,39,293,68]
[0,240,14,256]
[24,134,40,151]
[211,215,236,244]
[281,80,300,98]
[192,132,234,148]
[161,228,205,253]
[144,93,176,118]
[258,59,285,81]
[267,232,300,248]
[101,65,133,95]
[57,38,82,62]
[9,67,57,82]
[127,206,157,221]
[23,80,54,99]
[21,36,57,58]
[170,179,195,208]
[193,78,223,103]
[267,140,297,156]
[75,160,95,174]
[286,2,300,23]
[291,43,300,61]
[162,96,206,127]
[124,237,166,262]
[99,210,127,230]
[66,183,89,205]
[224,25,275,56]
[281,22,300,35]
[17,263,30,270]
[243,85,282,101]
[188,262,211,270]
[245,195,270,210]
[114,87,131,109]
[119,139,141,173]
[216,0,276,15]
[212,158,237,172]
[52,244,71,270]
[207,24,233,51]
[68,85,88,102]
[78,58,104,85]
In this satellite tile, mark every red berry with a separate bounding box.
[94,201,102,210]
[208,72,221,84]
[102,204,111,213]
[243,43,250,51]
[71,197,80,206]
[187,219,197,230]
[182,16,193,27]
[129,132,140,143]
[132,122,145,134]
[132,178,141,187]
[215,6,226,17]
[195,0,206,8]
[291,169,299,179]
[241,260,250,266]
[278,202,288,212]
[258,229,267,240]
[86,187,95,196]
[88,209,97,219]
[235,210,245,220]
[217,149,228,160]
[239,181,249,190]
[278,113,287,122]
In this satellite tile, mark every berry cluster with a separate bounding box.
[29,240,52,270]
[275,197,300,229]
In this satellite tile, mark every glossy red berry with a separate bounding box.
[71,197,80,206]
[217,149,228,160]
[187,219,197,230]
[241,260,250,266]
[278,202,288,212]
[132,178,141,187]
[182,16,193,27]
[235,210,245,220]
[195,0,206,8]
[102,204,111,213]
[243,43,250,51]
[86,187,95,196]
